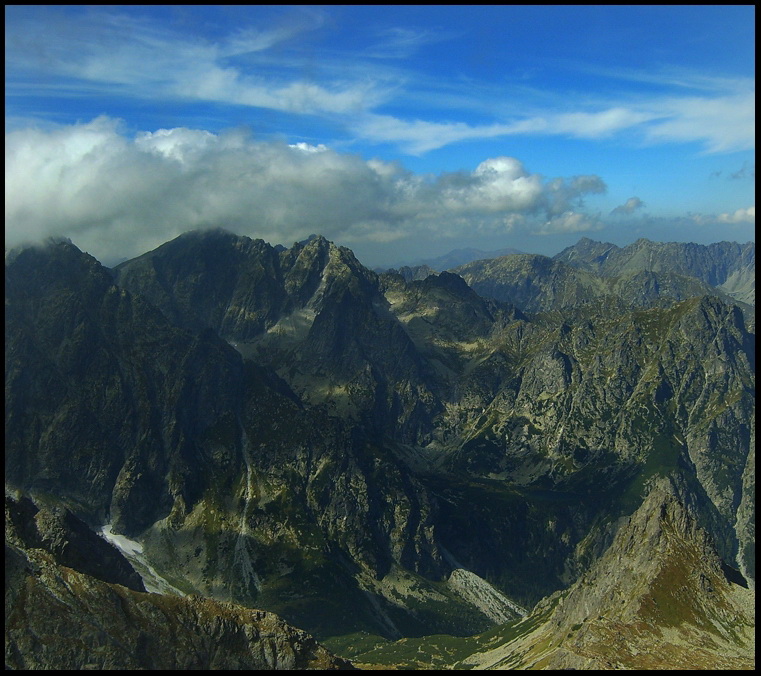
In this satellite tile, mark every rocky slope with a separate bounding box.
[453,252,740,313]
[5,498,354,670]
[379,266,754,594]
[4,237,508,641]
[392,246,524,273]
[5,231,755,668]
[458,476,754,670]
[114,231,438,444]
[555,237,755,305]
[5,493,145,592]
[5,237,257,537]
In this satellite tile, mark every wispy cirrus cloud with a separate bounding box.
[353,88,753,155]
[5,8,754,155]
[352,115,526,154]
[6,8,388,117]
[352,106,664,155]
[641,90,755,153]
[363,27,449,59]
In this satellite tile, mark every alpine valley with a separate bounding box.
[5,230,755,670]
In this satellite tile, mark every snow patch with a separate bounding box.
[99,524,186,596]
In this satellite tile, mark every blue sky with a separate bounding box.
[5,5,755,267]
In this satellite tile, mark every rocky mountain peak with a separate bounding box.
[6,231,754,667]
[5,237,113,304]
[460,474,754,670]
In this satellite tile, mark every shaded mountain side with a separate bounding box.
[5,238,254,537]
[555,237,755,305]
[458,476,754,670]
[5,232,755,651]
[379,270,525,385]
[5,539,354,670]
[444,296,754,585]
[3,238,514,640]
[383,264,437,282]
[5,493,145,593]
[114,230,439,445]
[331,476,754,670]
[113,230,378,344]
[379,265,754,588]
[453,252,739,313]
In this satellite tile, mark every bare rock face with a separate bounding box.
[459,476,754,670]
[554,237,755,306]
[5,540,354,670]
[454,250,742,313]
[114,230,438,444]
[5,231,755,657]
[5,494,145,593]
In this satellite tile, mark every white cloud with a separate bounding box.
[288,142,329,153]
[364,27,446,59]
[135,127,219,164]
[352,90,755,155]
[5,119,612,263]
[543,175,607,216]
[6,8,387,118]
[353,114,522,155]
[610,197,645,215]
[642,91,755,153]
[538,211,604,235]
[717,206,755,223]
[6,10,754,156]
[551,107,657,139]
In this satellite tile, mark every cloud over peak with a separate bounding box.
[6,119,615,263]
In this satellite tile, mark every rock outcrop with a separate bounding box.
[554,237,755,306]
[5,231,755,663]
[459,476,755,670]
[5,538,354,670]
[453,251,742,313]
[5,493,145,592]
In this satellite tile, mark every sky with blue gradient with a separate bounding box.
[5,5,755,267]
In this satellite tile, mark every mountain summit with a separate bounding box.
[5,231,755,669]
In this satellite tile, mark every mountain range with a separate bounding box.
[390,246,525,273]
[5,231,755,669]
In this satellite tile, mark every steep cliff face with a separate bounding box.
[112,229,288,338]
[5,231,755,659]
[5,238,252,536]
[453,254,609,312]
[4,238,486,640]
[5,494,145,592]
[379,270,754,597]
[459,476,754,670]
[115,231,438,444]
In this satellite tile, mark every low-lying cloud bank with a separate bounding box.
[5,117,610,263]
[5,117,754,266]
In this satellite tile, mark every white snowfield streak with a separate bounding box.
[100,524,186,596]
